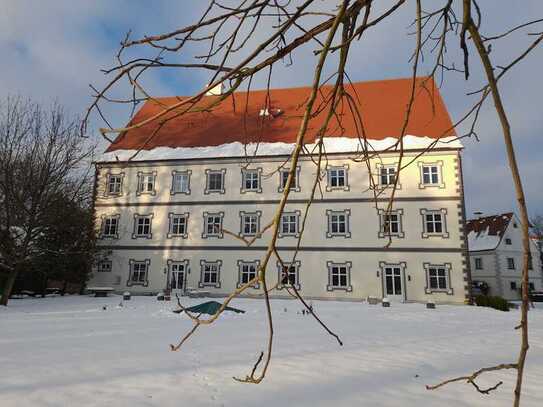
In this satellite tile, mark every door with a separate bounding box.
[384,266,404,301]
[170,262,186,294]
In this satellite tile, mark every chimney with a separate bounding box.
[205,82,223,96]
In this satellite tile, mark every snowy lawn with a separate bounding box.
[1,296,542,407]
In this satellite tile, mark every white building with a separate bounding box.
[467,212,543,300]
[89,77,471,303]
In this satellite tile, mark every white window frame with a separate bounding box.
[136,171,157,196]
[279,210,300,238]
[418,161,445,188]
[474,257,483,270]
[277,260,301,290]
[98,260,112,273]
[241,168,262,193]
[202,212,224,238]
[278,167,301,192]
[127,259,150,287]
[132,214,153,239]
[170,170,191,195]
[105,172,124,196]
[424,262,453,294]
[205,169,226,194]
[167,213,189,239]
[326,165,349,191]
[326,261,352,291]
[239,211,261,237]
[375,163,401,189]
[326,209,351,238]
[420,209,449,238]
[199,260,222,288]
[507,257,516,270]
[100,214,120,239]
[237,260,260,288]
[378,209,405,238]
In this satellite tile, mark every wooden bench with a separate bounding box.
[87,287,115,297]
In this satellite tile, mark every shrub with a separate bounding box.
[474,295,510,312]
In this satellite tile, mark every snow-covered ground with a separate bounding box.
[1,296,542,407]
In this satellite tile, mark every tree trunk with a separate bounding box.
[0,269,18,306]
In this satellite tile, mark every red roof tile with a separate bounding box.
[106,76,456,152]
[466,213,514,238]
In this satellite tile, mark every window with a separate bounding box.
[475,257,483,270]
[529,282,535,291]
[168,213,189,238]
[277,261,300,290]
[279,211,300,238]
[326,261,352,291]
[507,257,515,270]
[237,260,260,288]
[137,172,156,195]
[378,209,404,238]
[421,209,449,238]
[418,161,444,188]
[510,281,517,290]
[241,169,262,193]
[327,166,349,191]
[127,259,150,287]
[326,209,351,238]
[101,215,119,239]
[171,170,191,194]
[133,214,153,239]
[424,263,452,294]
[379,166,396,186]
[240,211,261,237]
[205,169,226,194]
[528,254,533,270]
[278,167,300,192]
[505,238,512,245]
[105,173,123,196]
[98,260,112,272]
[202,212,224,238]
[199,260,221,288]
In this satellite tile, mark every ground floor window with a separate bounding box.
[277,260,301,290]
[127,259,150,287]
[326,261,352,291]
[199,260,222,288]
[424,263,453,294]
[237,260,260,288]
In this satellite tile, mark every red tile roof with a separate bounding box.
[106,76,456,152]
[466,213,514,238]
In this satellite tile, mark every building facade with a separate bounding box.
[468,213,543,300]
[89,78,471,303]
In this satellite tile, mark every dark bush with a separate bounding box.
[474,295,510,312]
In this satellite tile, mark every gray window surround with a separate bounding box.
[239,210,262,237]
[132,213,153,239]
[507,257,515,270]
[127,259,150,287]
[202,211,224,239]
[276,260,301,290]
[278,167,301,193]
[474,257,483,270]
[326,261,353,292]
[237,260,260,289]
[505,238,512,245]
[170,170,191,195]
[100,214,120,239]
[418,161,445,189]
[378,209,405,239]
[97,259,112,272]
[104,172,124,197]
[205,169,226,194]
[167,259,189,290]
[375,163,402,190]
[136,171,157,196]
[240,168,263,193]
[424,262,453,294]
[278,210,301,238]
[326,165,350,192]
[167,212,189,239]
[199,259,222,288]
[420,208,449,238]
[326,209,351,238]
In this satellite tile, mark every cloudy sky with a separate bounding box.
[1,1,542,218]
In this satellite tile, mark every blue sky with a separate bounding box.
[1,1,542,218]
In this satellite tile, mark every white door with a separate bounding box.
[170,262,186,294]
[384,266,404,301]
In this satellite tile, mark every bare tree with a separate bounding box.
[84,1,541,404]
[0,97,94,306]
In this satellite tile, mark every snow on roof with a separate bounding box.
[466,213,513,252]
[102,76,459,162]
[99,134,462,162]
